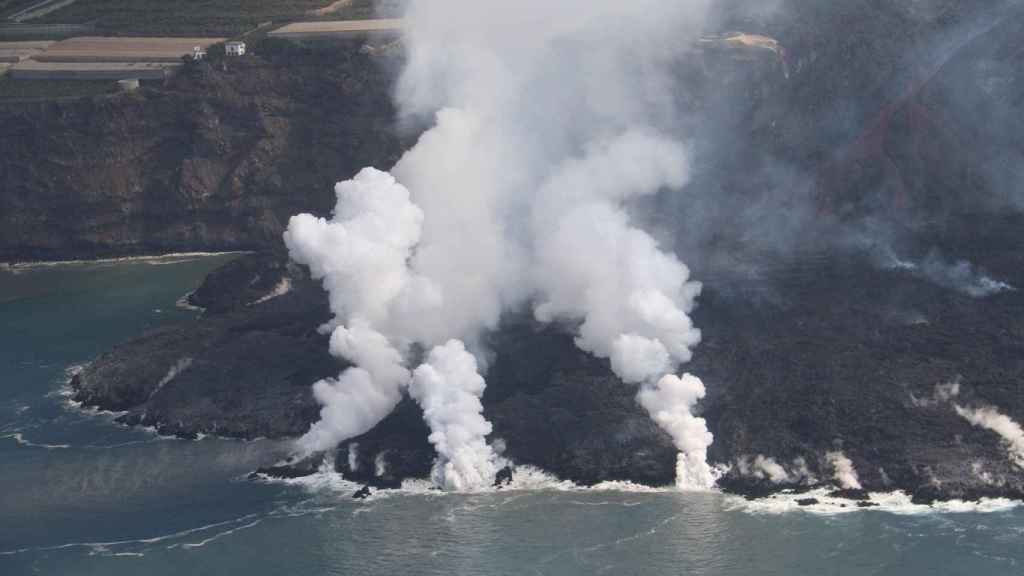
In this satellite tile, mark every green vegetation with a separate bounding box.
[325,0,405,20]
[36,0,335,36]
[0,0,37,18]
[0,77,117,101]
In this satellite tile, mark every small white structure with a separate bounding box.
[117,78,140,92]
[225,41,246,57]
[192,46,207,60]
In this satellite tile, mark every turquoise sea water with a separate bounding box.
[1,256,1023,575]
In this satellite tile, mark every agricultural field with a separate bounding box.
[0,76,113,100]
[33,0,403,36]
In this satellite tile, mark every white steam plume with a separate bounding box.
[736,455,818,485]
[284,169,420,456]
[148,357,192,400]
[410,340,499,491]
[637,375,715,489]
[286,0,719,489]
[826,451,863,490]
[737,455,792,484]
[347,443,360,472]
[955,404,1024,469]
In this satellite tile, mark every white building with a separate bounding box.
[117,78,140,92]
[225,41,246,57]
[192,46,207,60]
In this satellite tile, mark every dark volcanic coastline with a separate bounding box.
[70,232,1024,503]
[16,0,1024,503]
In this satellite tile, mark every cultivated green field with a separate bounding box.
[0,76,114,100]
[34,0,402,36]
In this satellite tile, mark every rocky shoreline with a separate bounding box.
[69,236,1024,504]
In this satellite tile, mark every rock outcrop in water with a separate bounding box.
[27,1,1024,501]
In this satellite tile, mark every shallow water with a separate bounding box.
[1,256,1023,575]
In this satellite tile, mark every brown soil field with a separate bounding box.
[34,36,224,62]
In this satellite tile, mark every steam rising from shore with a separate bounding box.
[955,404,1024,469]
[411,341,500,490]
[286,0,716,489]
[826,451,863,490]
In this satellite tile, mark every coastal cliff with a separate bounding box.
[0,39,409,262]
[20,0,1024,501]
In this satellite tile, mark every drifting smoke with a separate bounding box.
[791,457,817,485]
[252,277,293,305]
[910,379,1024,470]
[909,377,962,408]
[148,357,192,400]
[736,454,817,485]
[879,249,1015,298]
[955,404,1024,469]
[916,254,1014,298]
[737,455,791,484]
[347,443,360,472]
[286,0,718,489]
[825,451,862,490]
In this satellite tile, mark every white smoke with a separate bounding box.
[917,254,1014,298]
[791,457,817,485]
[284,169,420,456]
[910,377,962,408]
[935,379,962,402]
[252,277,292,305]
[410,340,500,491]
[637,375,716,488]
[736,455,818,485]
[286,0,719,489]
[347,442,360,472]
[955,404,1024,469]
[148,357,192,400]
[737,455,790,483]
[879,249,1015,298]
[825,451,863,490]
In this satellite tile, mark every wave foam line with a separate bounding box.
[263,464,678,499]
[174,519,264,550]
[725,487,1022,516]
[2,432,70,449]
[0,513,263,557]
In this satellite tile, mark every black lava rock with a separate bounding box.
[494,466,514,488]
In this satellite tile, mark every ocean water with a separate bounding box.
[2,256,1024,575]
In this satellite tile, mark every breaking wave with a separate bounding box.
[725,488,1021,516]
[257,461,673,499]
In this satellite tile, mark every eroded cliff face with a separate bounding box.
[0,39,410,261]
